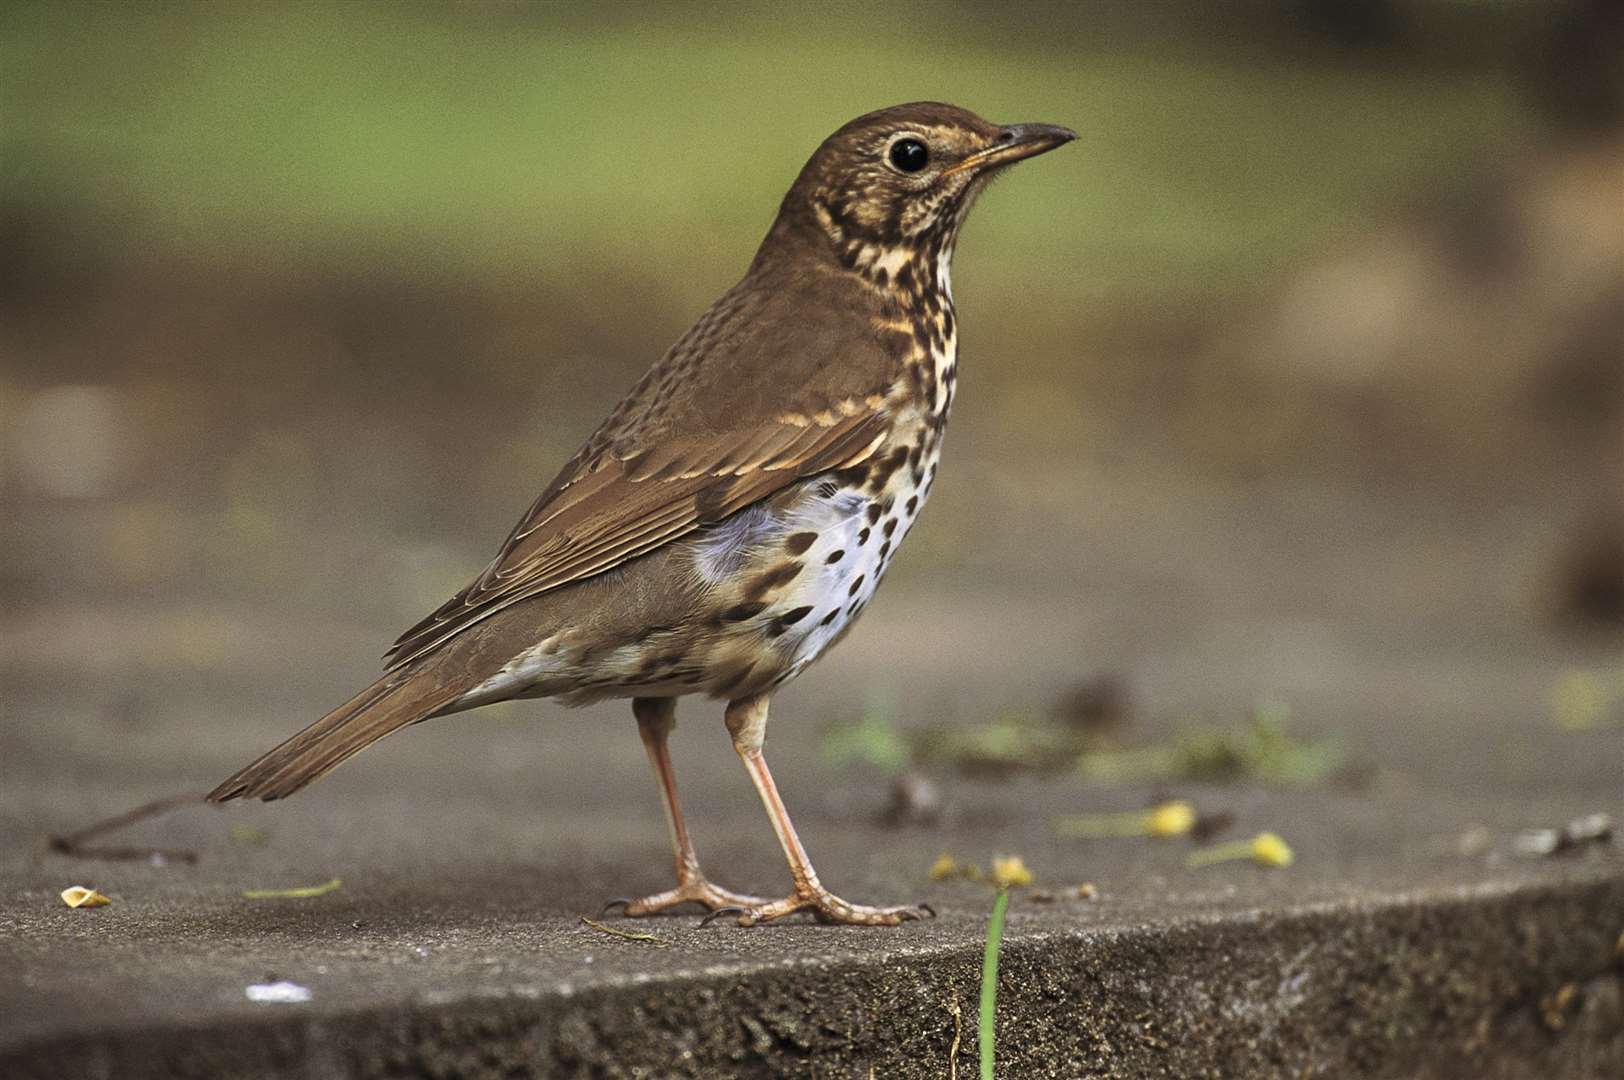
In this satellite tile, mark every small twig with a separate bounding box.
[948,994,963,1080]
[44,791,206,864]
[242,878,342,900]
[578,915,671,948]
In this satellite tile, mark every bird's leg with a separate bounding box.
[604,697,768,917]
[712,693,931,927]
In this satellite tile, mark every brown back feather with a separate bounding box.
[384,255,900,670]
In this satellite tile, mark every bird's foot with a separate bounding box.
[601,877,770,918]
[699,886,934,927]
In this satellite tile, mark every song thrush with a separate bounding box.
[210,102,1075,926]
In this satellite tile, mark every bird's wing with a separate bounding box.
[384,273,900,669]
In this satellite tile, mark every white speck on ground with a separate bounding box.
[244,981,312,1004]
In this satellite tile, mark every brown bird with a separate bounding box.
[209,102,1074,926]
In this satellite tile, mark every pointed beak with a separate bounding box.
[944,122,1077,177]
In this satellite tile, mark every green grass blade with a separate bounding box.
[979,888,1010,1080]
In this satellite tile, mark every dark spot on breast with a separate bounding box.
[820,609,839,626]
[882,518,897,538]
[878,541,892,561]
[866,504,882,525]
[780,605,813,625]
[817,479,840,498]
[857,527,871,545]
[783,531,818,556]
[848,575,866,597]
[767,605,815,638]
[905,495,918,516]
[723,602,768,622]
[882,328,915,361]
[866,447,908,494]
[826,549,846,564]
[745,561,803,600]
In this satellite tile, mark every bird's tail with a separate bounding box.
[207,667,472,802]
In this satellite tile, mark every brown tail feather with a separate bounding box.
[207,669,472,802]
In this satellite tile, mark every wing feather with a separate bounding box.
[383,407,889,668]
[382,262,901,670]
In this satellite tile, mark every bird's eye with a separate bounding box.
[888,138,930,173]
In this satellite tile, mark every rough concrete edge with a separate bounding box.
[5,869,1623,1079]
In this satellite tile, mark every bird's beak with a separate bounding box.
[942,122,1077,177]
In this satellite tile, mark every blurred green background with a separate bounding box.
[3,1,1622,789]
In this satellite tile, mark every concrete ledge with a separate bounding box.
[6,627,1624,1078]
[6,867,1621,1078]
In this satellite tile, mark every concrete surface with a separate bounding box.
[4,584,1624,1078]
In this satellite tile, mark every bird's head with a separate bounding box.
[767,102,1075,282]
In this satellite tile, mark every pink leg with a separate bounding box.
[711,693,931,927]
[604,698,768,917]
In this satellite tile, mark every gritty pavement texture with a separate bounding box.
[4,582,1624,1078]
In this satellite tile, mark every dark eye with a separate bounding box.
[888,138,929,173]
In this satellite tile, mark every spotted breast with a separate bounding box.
[447,235,959,710]
[660,176,968,696]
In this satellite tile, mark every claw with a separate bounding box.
[917,901,937,918]
[599,897,632,918]
[699,906,747,928]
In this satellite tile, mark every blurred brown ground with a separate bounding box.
[2,0,1622,818]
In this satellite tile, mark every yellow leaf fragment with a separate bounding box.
[61,886,111,909]
[1056,800,1197,839]
[929,853,960,881]
[990,855,1033,889]
[1187,832,1295,870]
[242,878,342,900]
[1250,832,1294,867]
[1148,801,1198,837]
